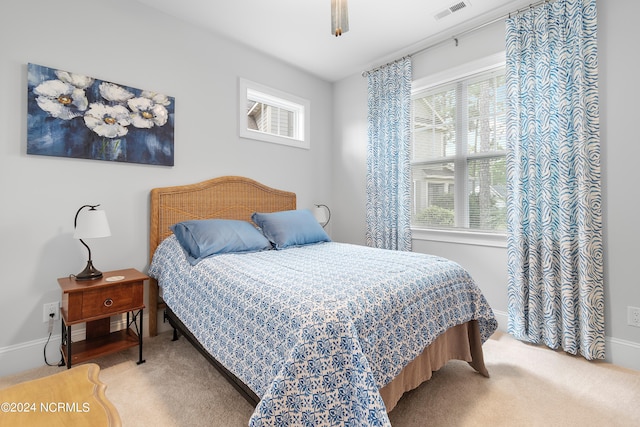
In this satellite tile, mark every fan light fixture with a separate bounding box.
[331,0,349,37]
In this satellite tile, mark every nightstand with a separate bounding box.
[58,268,147,369]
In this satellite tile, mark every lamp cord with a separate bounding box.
[43,315,64,367]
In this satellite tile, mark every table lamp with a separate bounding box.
[73,204,111,281]
[313,204,331,228]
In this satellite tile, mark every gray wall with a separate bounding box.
[331,0,640,370]
[2,0,637,376]
[0,0,333,375]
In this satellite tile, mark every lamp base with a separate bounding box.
[75,261,103,281]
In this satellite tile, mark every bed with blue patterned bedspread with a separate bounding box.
[149,235,497,426]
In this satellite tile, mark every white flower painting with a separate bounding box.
[27,63,174,166]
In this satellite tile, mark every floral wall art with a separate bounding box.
[27,63,174,166]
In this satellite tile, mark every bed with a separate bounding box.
[147,176,497,426]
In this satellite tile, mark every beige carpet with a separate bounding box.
[2,331,639,426]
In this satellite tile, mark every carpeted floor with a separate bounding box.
[2,331,639,426]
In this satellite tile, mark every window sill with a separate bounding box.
[411,228,507,248]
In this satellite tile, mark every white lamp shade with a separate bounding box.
[313,205,329,225]
[74,209,111,239]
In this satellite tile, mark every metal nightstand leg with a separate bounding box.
[138,309,145,365]
[61,320,72,369]
[128,309,145,365]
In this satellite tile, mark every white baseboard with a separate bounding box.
[605,336,640,372]
[492,309,640,372]
[0,312,170,378]
[2,310,638,378]
[493,309,509,332]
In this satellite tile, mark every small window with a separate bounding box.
[239,78,310,149]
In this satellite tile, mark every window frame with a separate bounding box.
[411,53,507,247]
[238,78,310,149]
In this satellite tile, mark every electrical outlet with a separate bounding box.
[628,306,640,328]
[42,302,59,323]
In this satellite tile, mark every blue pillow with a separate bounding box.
[170,219,272,265]
[251,209,331,250]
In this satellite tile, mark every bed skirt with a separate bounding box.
[380,320,488,412]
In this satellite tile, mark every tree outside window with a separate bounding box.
[411,67,507,233]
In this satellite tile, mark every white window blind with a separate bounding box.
[239,78,310,149]
[411,66,507,233]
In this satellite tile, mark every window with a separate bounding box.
[239,78,310,149]
[411,65,507,234]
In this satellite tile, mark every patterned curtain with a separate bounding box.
[505,0,604,360]
[365,57,412,251]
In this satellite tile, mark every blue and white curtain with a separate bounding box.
[505,0,604,360]
[365,57,412,251]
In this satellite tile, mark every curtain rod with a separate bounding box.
[362,0,552,77]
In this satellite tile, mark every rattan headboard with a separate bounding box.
[148,175,296,335]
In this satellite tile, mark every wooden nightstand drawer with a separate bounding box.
[82,283,142,318]
[59,269,147,323]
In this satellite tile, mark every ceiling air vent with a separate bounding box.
[434,1,471,21]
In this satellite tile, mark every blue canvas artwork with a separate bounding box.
[27,63,175,166]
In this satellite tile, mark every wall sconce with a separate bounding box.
[331,0,349,36]
[313,204,331,228]
[73,204,111,281]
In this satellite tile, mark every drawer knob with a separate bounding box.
[104,298,114,307]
